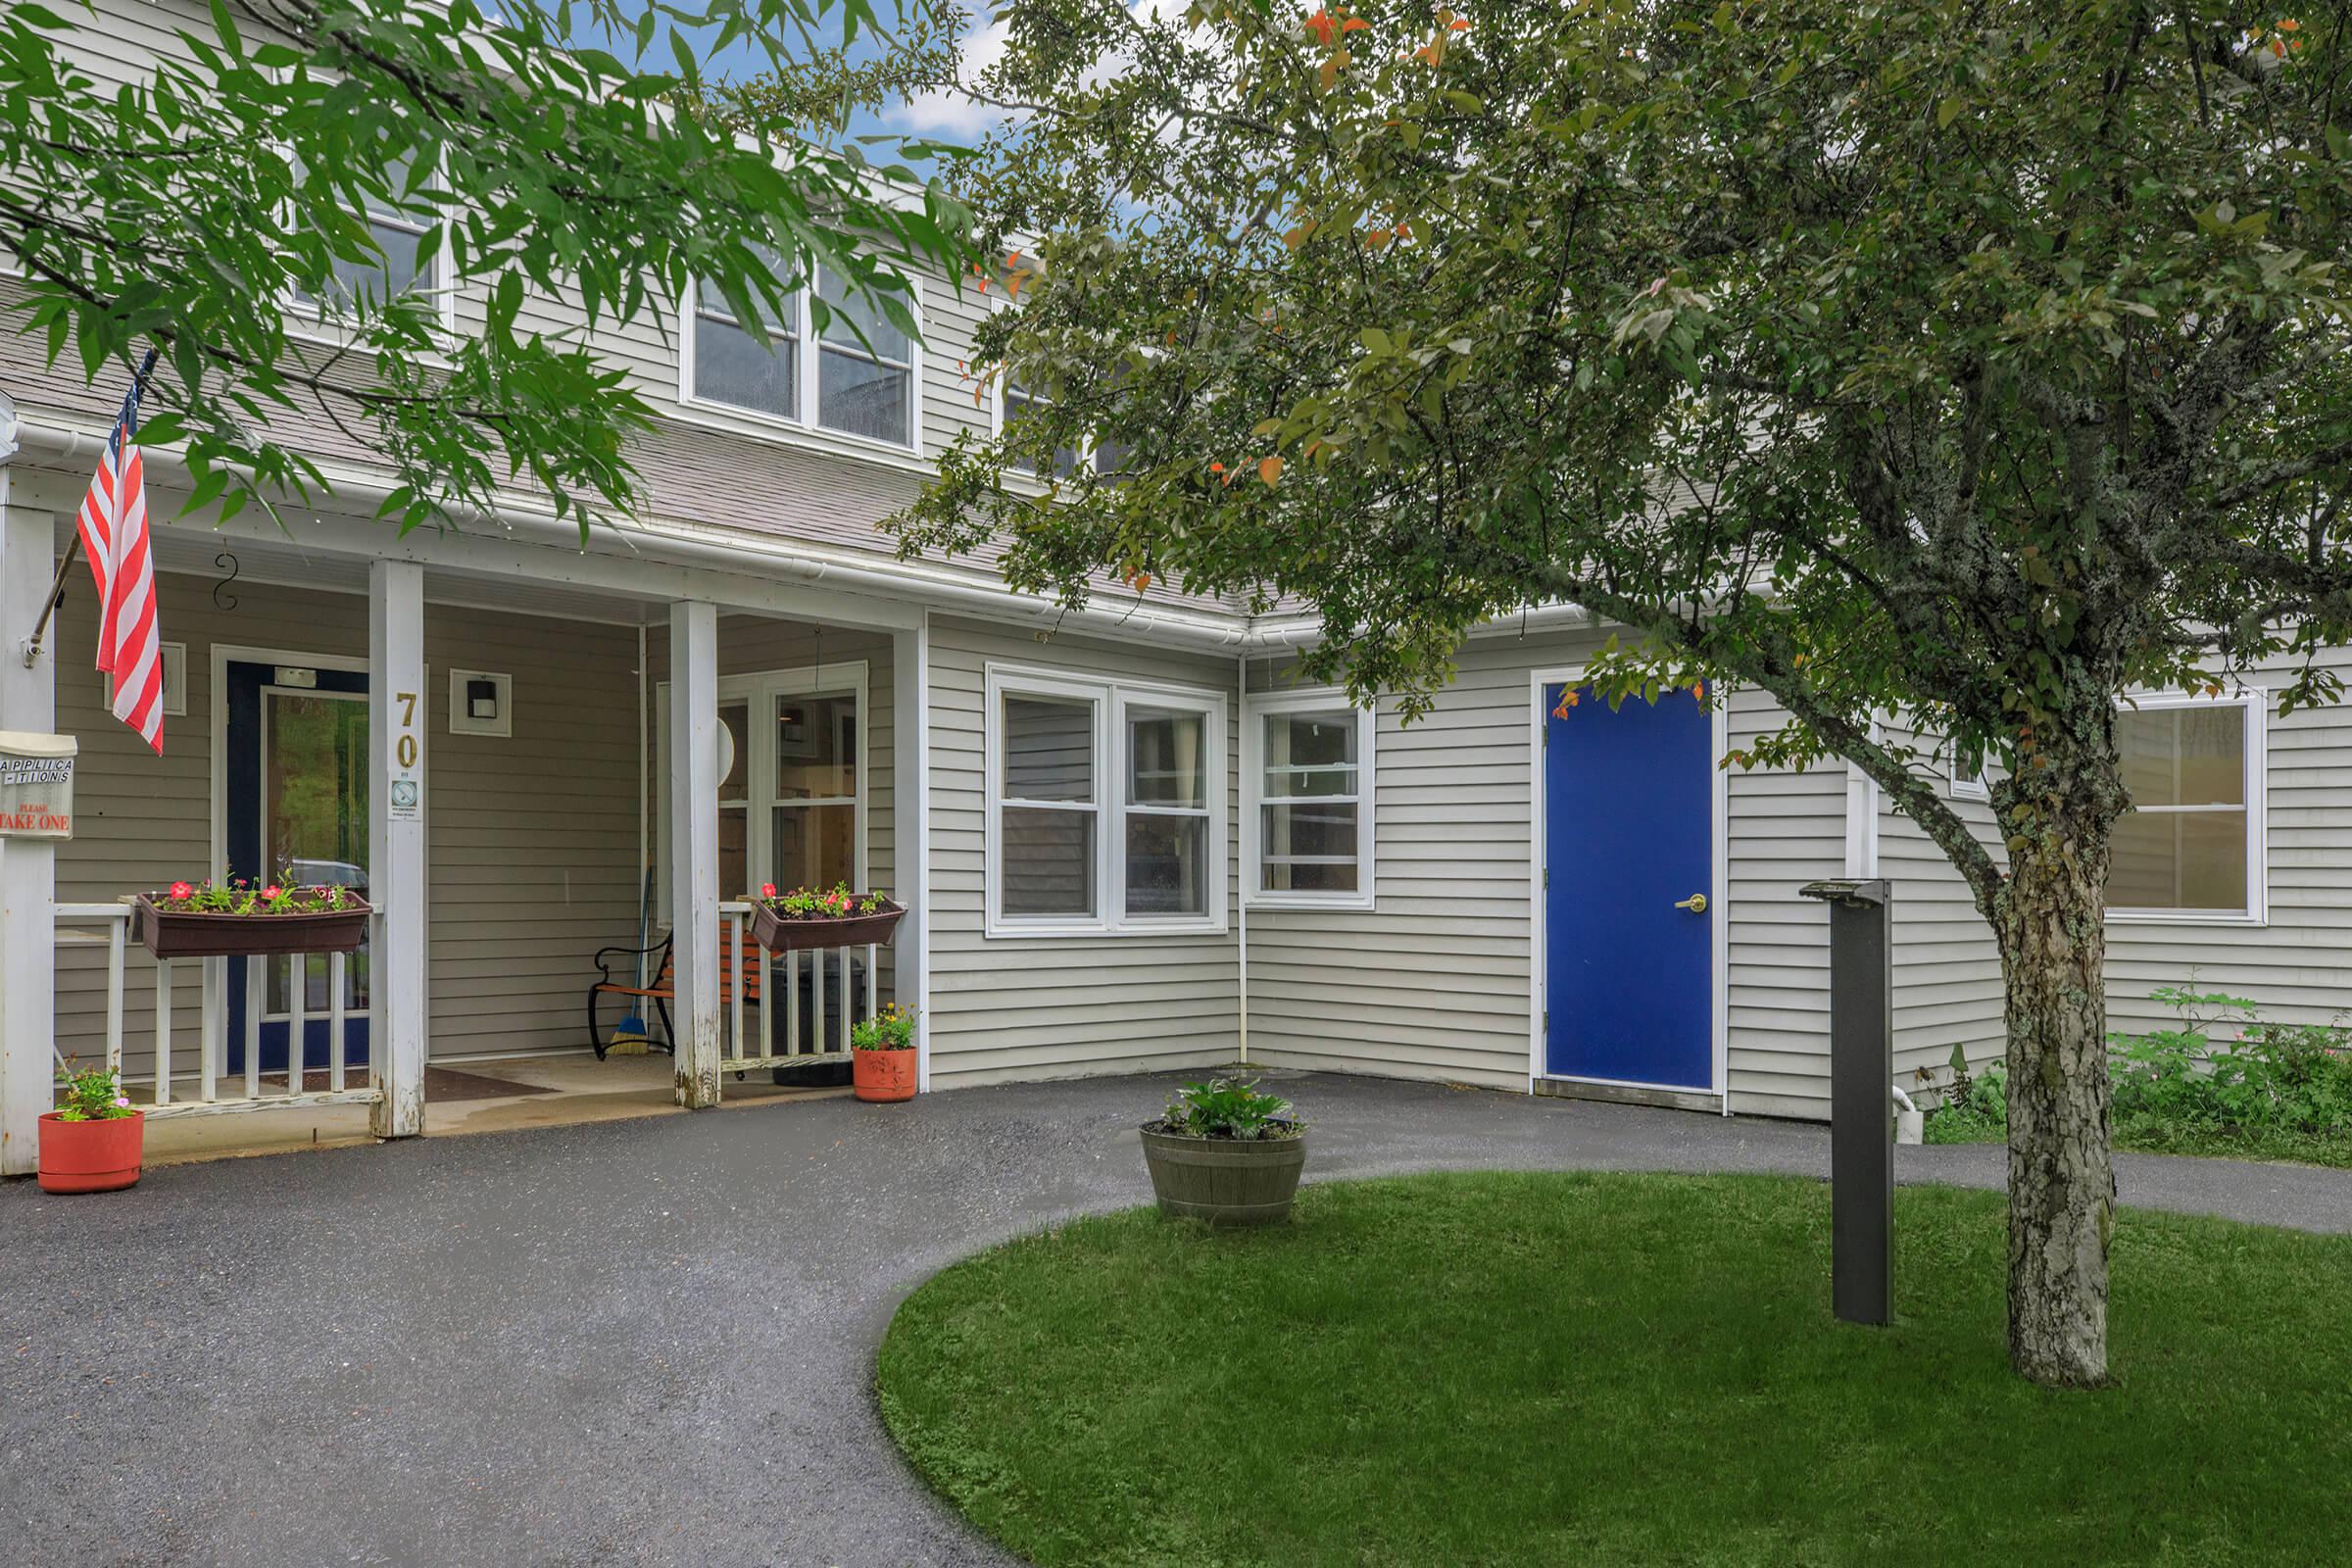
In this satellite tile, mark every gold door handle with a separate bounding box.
[1674,894,1708,913]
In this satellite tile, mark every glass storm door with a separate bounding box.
[224,661,372,1075]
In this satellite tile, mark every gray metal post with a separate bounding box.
[1797,878,1893,1326]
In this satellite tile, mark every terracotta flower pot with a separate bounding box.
[853,1048,916,1102]
[37,1110,145,1194]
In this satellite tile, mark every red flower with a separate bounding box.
[169,881,193,900]
[761,882,778,899]
[262,885,282,900]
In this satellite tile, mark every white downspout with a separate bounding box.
[636,620,649,990]
[1237,651,1250,1069]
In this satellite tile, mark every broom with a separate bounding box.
[607,866,655,1054]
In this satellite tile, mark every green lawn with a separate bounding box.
[878,1172,2352,1568]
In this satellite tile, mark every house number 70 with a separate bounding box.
[396,692,418,769]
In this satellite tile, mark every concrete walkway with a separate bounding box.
[2,1070,2345,1568]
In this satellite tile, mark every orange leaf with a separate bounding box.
[1447,17,1469,28]
[1209,461,1226,473]
[1342,16,1369,30]
[1258,455,1284,487]
[1394,219,1412,238]
[1690,681,1705,700]
[1304,8,1337,45]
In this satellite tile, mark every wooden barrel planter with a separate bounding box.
[750,897,905,953]
[1139,1125,1308,1225]
[133,893,372,958]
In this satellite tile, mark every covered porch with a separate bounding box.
[0,471,930,1174]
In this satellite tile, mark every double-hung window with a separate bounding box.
[684,264,919,448]
[986,665,1227,935]
[815,270,915,446]
[1243,691,1375,908]
[2108,688,2266,920]
[293,151,439,316]
[689,258,800,422]
[999,373,1079,476]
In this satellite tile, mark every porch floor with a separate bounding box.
[133,1050,845,1165]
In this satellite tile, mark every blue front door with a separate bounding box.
[224,660,371,1076]
[1544,683,1714,1089]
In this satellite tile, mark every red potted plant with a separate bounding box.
[851,1003,917,1102]
[39,1061,145,1194]
[749,882,906,953]
[134,874,371,958]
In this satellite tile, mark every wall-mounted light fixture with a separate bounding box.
[449,668,513,737]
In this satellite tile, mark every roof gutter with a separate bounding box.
[1,413,1252,651]
[3,411,1600,659]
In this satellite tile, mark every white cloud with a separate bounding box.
[885,0,1198,139]
[889,1,1017,138]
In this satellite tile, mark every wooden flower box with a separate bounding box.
[749,897,906,954]
[133,892,373,959]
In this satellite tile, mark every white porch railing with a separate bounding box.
[55,901,383,1119]
[715,901,880,1075]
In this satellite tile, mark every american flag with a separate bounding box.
[75,351,164,754]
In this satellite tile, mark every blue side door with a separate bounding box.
[1544,683,1714,1089]
[224,660,371,1077]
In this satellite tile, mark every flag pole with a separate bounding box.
[22,345,159,668]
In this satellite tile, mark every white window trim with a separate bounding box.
[983,662,1229,939]
[1948,751,1989,802]
[676,269,924,458]
[653,661,870,925]
[279,140,463,345]
[2107,684,2268,926]
[1242,687,1376,910]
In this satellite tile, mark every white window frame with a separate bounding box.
[983,662,1228,938]
[1948,750,1989,802]
[2107,685,2268,926]
[677,267,923,456]
[1242,687,1376,910]
[653,661,869,924]
[281,143,462,342]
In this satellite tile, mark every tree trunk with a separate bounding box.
[1992,794,2118,1389]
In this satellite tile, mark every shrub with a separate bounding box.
[1926,987,2352,1156]
[1156,1077,1299,1141]
[2111,986,2352,1141]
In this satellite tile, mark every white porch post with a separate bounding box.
[667,601,721,1107]
[368,560,427,1139]
[893,616,931,1092]
[0,491,56,1175]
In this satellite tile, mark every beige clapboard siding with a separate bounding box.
[1722,693,1844,1118]
[1237,638,1582,1090]
[926,615,1241,1088]
[1870,720,2008,1086]
[52,571,643,1077]
[1235,639,1841,1111]
[644,614,898,1002]
[2104,649,2352,1033]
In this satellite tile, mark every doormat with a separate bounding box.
[256,1066,555,1103]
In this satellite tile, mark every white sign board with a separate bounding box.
[0,731,76,839]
